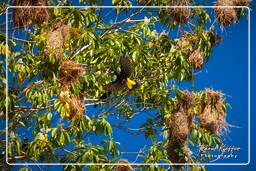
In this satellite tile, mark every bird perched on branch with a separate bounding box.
[99,54,136,101]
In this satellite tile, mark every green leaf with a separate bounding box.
[192,129,198,142]
[47,113,52,120]
[60,133,65,146]
[53,8,59,16]
[188,140,195,147]
[51,128,58,138]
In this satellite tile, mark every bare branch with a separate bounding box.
[10,36,35,43]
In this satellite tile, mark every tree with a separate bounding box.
[0,0,251,170]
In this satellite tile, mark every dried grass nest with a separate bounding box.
[165,91,194,165]
[199,90,228,134]
[166,142,192,166]
[13,0,49,27]
[168,0,192,25]
[215,0,252,26]
[59,60,86,90]
[166,91,195,143]
[165,90,229,164]
[46,22,72,61]
[178,32,222,69]
[188,48,205,70]
[178,33,205,69]
[116,159,134,171]
[66,96,85,120]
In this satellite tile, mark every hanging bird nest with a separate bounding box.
[59,60,85,90]
[168,0,192,25]
[165,91,195,144]
[46,22,72,61]
[178,31,222,69]
[13,0,49,27]
[199,90,228,134]
[177,32,199,57]
[215,0,238,26]
[167,111,194,144]
[165,91,194,165]
[188,48,205,70]
[116,159,134,171]
[66,96,85,120]
[166,142,191,167]
[174,90,195,113]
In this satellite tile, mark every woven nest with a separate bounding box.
[167,111,194,144]
[174,90,195,112]
[60,60,85,90]
[66,96,85,120]
[116,159,134,171]
[165,91,194,165]
[177,33,198,56]
[167,142,191,167]
[200,90,228,134]
[13,0,49,27]
[168,0,191,24]
[46,24,72,61]
[215,0,238,26]
[188,48,205,70]
[165,91,195,144]
[178,31,221,69]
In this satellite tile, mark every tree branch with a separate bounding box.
[10,36,35,43]
[70,8,145,60]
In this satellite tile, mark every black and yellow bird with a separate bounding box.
[99,54,136,101]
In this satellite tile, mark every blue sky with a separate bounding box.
[1,0,256,170]
[206,0,256,170]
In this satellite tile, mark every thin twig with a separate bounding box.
[32,160,43,171]
[70,8,145,60]
[10,36,34,43]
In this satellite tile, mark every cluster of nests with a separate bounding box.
[13,0,49,28]
[13,0,86,120]
[167,0,251,26]
[215,0,252,26]
[58,60,86,120]
[177,31,222,70]
[12,0,75,61]
[165,90,228,167]
[47,21,85,120]
[56,42,86,121]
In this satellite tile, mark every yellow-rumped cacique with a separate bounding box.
[98,54,135,102]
